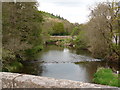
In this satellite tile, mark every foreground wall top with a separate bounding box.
[0,72,119,89]
[0,0,37,2]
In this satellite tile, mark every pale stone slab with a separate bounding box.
[0,72,119,89]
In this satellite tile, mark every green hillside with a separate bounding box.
[40,11,75,37]
[41,11,65,20]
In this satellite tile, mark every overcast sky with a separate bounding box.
[37,0,107,24]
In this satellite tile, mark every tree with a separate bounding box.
[2,2,43,64]
[71,24,84,36]
[71,27,79,36]
[86,1,120,60]
[41,11,74,36]
[52,22,65,35]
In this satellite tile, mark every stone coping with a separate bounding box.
[0,72,119,89]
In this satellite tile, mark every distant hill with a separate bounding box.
[40,11,75,36]
[41,11,65,20]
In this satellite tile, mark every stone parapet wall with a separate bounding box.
[0,80,1,89]
[0,72,119,89]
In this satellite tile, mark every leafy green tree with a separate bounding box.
[3,2,43,50]
[52,22,65,35]
[71,26,81,36]
[2,2,43,71]
[41,11,74,36]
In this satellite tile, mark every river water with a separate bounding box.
[21,45,118,83]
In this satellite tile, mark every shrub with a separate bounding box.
[93,68,120,87]
[24,45,43,60]
[3,61,23,72]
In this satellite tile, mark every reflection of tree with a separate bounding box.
[20,45,65,75]
[103,61,119,71]
[76,49,91,56]
[69,48,91,57]
[20,62,43,76]
[42,45,91,57]
[76,61,118,82]
[76,62,98,82]
[43,45,64,52]
[37,45,64,59]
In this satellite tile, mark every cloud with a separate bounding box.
[37,0,106,24]
[52,2,85,7]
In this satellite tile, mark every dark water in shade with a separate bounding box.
[21,45,118,83]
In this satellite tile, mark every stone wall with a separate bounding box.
[0,80,1,90]
[0,72,119,89]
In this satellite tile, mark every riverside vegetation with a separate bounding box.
[93,68,120,87]
[2,2,43,72]
[1,1,120,87]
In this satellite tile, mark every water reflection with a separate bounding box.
[21,62,43,75]
[20,45,118,83]
[63,48,69,52]
[41,63,89,82]
[37,45,100,63]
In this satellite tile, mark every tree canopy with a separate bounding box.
[2,2,43,71]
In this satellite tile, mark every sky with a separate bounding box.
[37,0,107,24]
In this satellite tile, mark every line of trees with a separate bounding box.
[77,1,120,62]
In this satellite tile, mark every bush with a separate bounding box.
[24,45,43,60]
[2,49,16,63]
[93,68,120,87]
[73,36,87,49]
[3,61,23,72]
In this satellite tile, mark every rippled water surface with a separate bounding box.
[22,45,118,83]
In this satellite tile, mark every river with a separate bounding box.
[21,45,118,83]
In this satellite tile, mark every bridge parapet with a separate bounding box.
[0,72,119,89]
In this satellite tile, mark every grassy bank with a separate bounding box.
[93,68,120,87]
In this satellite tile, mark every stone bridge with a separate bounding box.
[0,72,119,89]
[50,36,72,40]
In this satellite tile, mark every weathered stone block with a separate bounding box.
[0,72,119,89]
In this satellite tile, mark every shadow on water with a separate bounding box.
[20,62,43,75]
[20,45,118,83]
